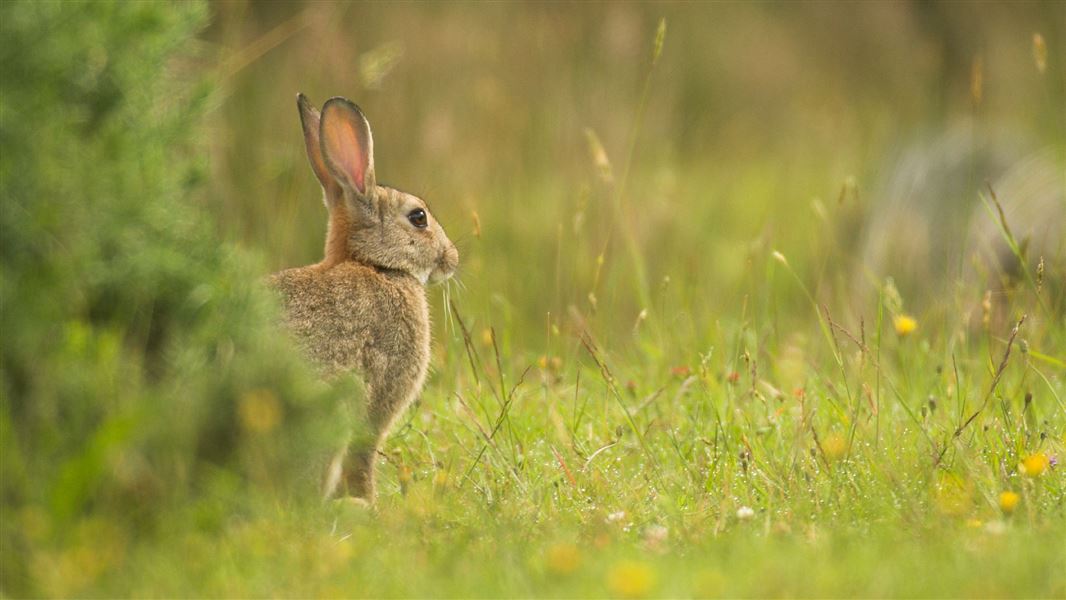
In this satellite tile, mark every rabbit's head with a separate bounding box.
[297,94,458,284]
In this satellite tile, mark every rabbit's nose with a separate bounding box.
[440,244,459,273]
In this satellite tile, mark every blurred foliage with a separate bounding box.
[0,2,355,595]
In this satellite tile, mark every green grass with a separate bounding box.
[3,2,1065,597]
[36,300,1066,597]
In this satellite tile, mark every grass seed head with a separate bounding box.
[652,18,666,65]
[584,127,614,184]
[1033,33,1047,74]
[882,278,903,315]
[970,55,984,107]
[471,209,481,238]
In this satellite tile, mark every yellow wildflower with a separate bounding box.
[822,433,847,461]
[893,314,918,337]
[606,560,656,599]
[1019,453,1049,477]
[537,355,563,372]
[999,491,1020,514]
[238,389,281,434]
[432,470,450,488]
[545,543,581,576]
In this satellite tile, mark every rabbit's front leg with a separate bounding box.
[341,411,395,499]
[342,443,378,499]
[340,352,410,500]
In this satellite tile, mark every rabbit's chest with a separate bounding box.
[272,267,429,382]
[345,283,430,378]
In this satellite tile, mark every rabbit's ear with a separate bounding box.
[320,97,376,199]
[296,93,340,199]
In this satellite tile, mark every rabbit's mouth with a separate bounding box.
[428,262,456,284]
[428,245,459,284]
[428,269,452,284]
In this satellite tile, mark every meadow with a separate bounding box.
[1,2,1064,597]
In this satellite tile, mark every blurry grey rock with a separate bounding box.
[857,126,1064,316]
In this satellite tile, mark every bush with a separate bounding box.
[0,2,354,594]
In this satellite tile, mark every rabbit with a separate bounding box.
[270,94,459,501]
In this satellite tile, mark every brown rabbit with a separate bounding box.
[271,95,458,501]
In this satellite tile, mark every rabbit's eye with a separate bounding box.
[407,208,428,229]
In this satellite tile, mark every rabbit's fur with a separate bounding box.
[271,95,458,500]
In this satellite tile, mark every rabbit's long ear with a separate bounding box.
[320,97,376,200]
[296,93,340,201]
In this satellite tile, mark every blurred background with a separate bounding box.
[207,1,1064,346]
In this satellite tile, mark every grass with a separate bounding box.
[74,296,1066,597]
[4,2,1065,597]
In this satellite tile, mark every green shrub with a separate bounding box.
[0,2,353,594]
